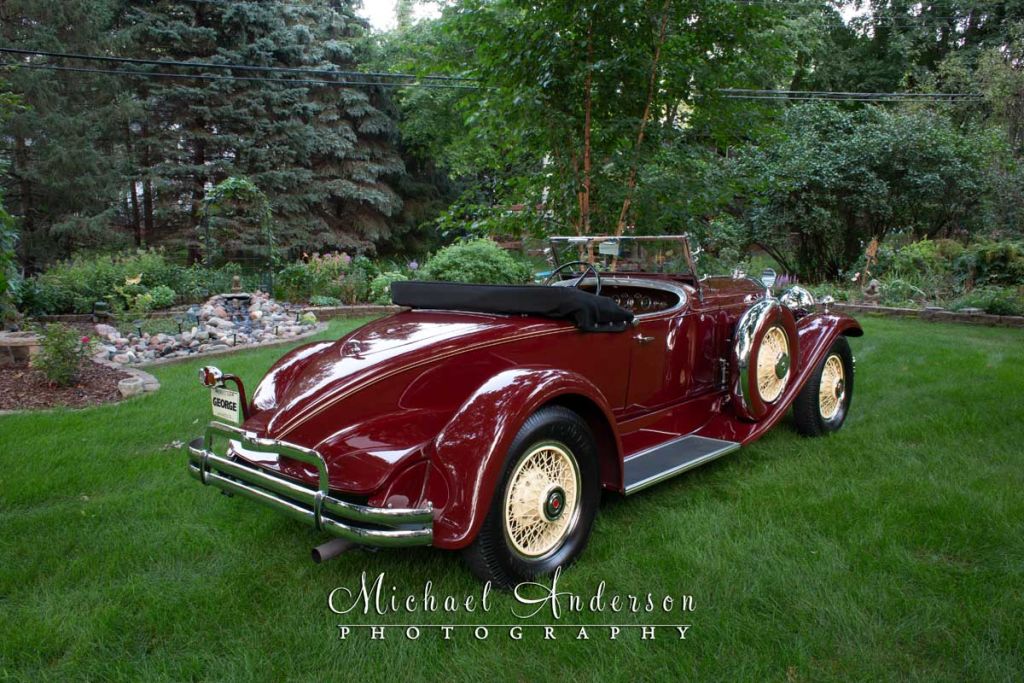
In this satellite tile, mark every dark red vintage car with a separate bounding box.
[188,236,861,586]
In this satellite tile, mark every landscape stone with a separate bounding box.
[102,293,318,366]
[94,323,118,339]
[118,378,144,397]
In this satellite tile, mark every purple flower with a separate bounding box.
[341,253,352,265]
[408,260,419,271]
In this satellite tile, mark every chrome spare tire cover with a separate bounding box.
[731,298,799,421]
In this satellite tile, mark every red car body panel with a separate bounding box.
[230,273,862,550]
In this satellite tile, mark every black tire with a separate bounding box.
[793,336,855,437]
[462,406,600,588]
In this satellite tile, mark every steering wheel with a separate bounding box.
[543,260,602,296]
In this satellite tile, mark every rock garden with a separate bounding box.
[91,291,319,365]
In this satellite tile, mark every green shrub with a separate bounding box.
[878,278,928,307]
[889,239,963,278]
[339,256,375,304]
[309,295,341,307]
[273,262,312,302]
[179,263,260,302]
[369,272,408,304]
[0,196,16,323]
[951,286,1024,316]
[15,251,270,315]
[32,324,93,387]
[273,253,375,304]
[803,282,853,302]
[421,239,531,285]
[147,285,177,309]
[305,252,348,300]
[954,240,1024,287]
[17,250,183,315]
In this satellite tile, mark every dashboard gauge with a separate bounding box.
[625,296,635,310]
[640,296,652,311]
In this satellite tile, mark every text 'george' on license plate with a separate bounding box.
[210,386,241,424]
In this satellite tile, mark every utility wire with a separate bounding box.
[0,46,477,83]
[1,62,482,89]
[719,95,978,102]
[6,62,981,101]
[719,88,982,99]
[1,49,984,100]
[720,0,1003,27]
[179,0,353,9]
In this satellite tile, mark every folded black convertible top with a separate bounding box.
[391,280,634,332]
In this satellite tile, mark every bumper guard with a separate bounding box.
[188,421,433,547]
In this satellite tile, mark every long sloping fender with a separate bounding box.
[426,367,620,550]
[702,312,863,443]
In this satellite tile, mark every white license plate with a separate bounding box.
[210,386,242,424]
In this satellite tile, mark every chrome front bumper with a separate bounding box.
[187,421,433,547]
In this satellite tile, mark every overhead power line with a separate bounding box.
[179,0,349,9]
[0,46,477,83]
[720,95,978,103]
[1,48,985,102]
[719,88,983,100]
[1,62,481,89]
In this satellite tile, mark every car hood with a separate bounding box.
[259,311,527,438]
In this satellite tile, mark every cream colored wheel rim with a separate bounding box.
[503,442,580,558]
[819,354,845,420]
[756,326,790,403]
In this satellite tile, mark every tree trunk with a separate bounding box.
[125,124,142,246]
[190,135,206,232]
[580,18,594,237]
[141,123,154,241]
[614,0,671,236]
[14,136,33,263]
[129,182,142,246]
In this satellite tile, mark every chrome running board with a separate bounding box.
[623,434,740,494]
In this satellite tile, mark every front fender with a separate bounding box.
[427,367,619,550]
[703,312,863,443]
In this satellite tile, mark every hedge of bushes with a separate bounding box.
[14,250,266,316]
[16,239,534,315]
[814,237,1024,315]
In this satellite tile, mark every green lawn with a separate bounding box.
[2,317,1022,681]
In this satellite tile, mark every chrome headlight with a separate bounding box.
[779,286,815,316]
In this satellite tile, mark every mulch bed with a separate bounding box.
[0,360,133,411]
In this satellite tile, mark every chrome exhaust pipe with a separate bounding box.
[311,538,354,563]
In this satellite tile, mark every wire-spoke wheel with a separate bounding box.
[794,337,855,437]
[463,406,600,588]
[818,354,845,420]
[503,442,581,558]
[756,325,791,403]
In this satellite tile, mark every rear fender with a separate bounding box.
[250,341,334,413]
[427,368,620,549]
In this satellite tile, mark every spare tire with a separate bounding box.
[731,299,798,422]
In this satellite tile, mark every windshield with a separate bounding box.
[547,236,695,275]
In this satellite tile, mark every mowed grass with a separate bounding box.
[1,316,1022,681]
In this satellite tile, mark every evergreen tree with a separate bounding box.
[122,0,405,257]
[0,0,130,264]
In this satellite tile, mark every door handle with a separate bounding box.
[634,334,655,344]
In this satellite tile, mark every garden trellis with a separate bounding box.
[200,177,275,295]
